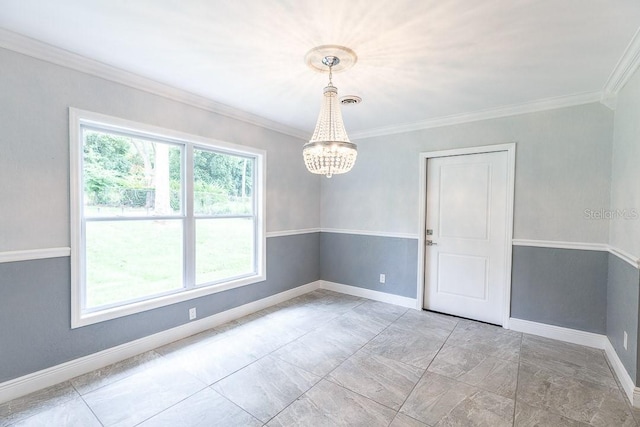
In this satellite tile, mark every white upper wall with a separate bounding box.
[610,67,640,258]
[0,48,319,252]
[321,102,613,243]
[0,43,620,251]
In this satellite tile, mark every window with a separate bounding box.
[70,109,265,327]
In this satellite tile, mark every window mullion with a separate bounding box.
[71,108,265,329]
[184,144,195,289]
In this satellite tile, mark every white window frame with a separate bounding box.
[69,108,266,328]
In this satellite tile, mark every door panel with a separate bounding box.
[424,151,508,325]
[439,163,490,240]
[437,253,488,299]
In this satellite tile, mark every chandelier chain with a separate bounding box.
[328,63,333,86]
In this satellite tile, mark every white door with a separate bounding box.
[424,151,509,325]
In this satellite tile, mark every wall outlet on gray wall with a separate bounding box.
[189,307,197,320]
[379,274,385,284]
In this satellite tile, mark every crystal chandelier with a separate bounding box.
[303,54,357,178]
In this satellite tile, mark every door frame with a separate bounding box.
[417,143,516,327]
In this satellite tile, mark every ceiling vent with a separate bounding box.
[340,95,362,105]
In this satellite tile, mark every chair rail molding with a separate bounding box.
[0,247,71,263]
[512,239,639,269]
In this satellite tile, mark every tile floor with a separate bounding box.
[1,289,638,426]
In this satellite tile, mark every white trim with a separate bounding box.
[0,281,321,405]
[320,228,419,240]
[0,229,417,265]
[608,245,640,270]
[0,29,609,144]
[600,93,617,111]
[319,280,418,309]
[69,108,267,328]
[266,228,321,238]
[0,247,70,263]
[417,143,516,159]
[604,337,638,407]
[5,239,638,271]
[512,239,640,270]
[69,108,82,331]
[0,29,307,140]
[351,93,602,140]
[508,318,640,408]
[508,318,606,349]
[512,239,608,252]
[602,27,640,102]
[417,143,516,326]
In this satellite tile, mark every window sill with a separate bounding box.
[71,273,266,329]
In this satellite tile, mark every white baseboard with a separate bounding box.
[509,317,640,408]
[508,318,606,349]
[319,280,418,309]
[603,337,638,407]
[0,281,321,405]
[5,284,637,409]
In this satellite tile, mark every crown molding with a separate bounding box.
[599,92,618,110]
[0,28,308,140]
[3,25,636,141]
[350,91,602,140]
[601,26,640,107]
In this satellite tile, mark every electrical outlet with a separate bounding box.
[379,273,386,284]
[189,307,197,320]
[624,331,628,350]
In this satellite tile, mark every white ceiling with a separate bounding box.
[1,0,639,138]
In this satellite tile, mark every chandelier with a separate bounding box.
[303,47,358,178]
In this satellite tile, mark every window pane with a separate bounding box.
[85,220,183,308]
[82,129,182,217]
[196,218,254,285]
[193,149,253,216]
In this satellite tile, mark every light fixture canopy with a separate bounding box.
[303,48,358,178]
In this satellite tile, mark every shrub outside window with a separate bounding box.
[70,108,265,328]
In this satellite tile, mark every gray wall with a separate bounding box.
[320,233,418,298]
[608,65,640,384]
[0,47,321,383]
[606,254,639,383]
[2,40,638,390]
[322,102,613,243]
[0,233,319,383]
[511,246,608,334]
[319,102,614,333]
